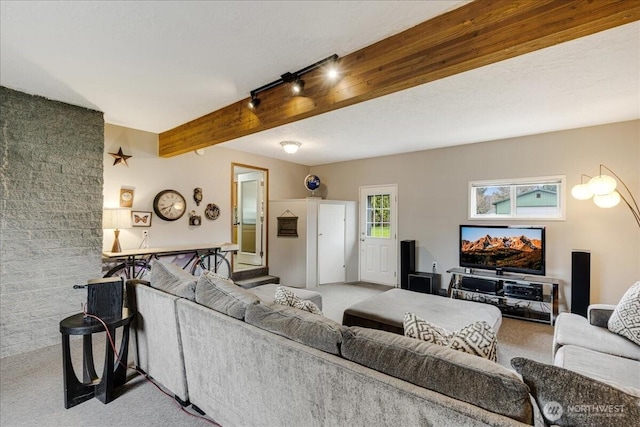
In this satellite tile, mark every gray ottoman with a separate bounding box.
[248,284,323,310]
[343,288,501,335]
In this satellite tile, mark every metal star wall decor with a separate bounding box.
[109,147,132,166]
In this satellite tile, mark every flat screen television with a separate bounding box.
[460,225,545,276]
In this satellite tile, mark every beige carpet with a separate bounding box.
[1,282,553,426]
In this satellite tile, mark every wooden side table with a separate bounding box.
[59,308,134,408]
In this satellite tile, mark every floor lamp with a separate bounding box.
[571,164,640,229]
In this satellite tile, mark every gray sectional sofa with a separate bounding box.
[126,261,640,427]
[127,260,535,426]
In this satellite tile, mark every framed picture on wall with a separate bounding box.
[120,188,134,207]
[132,211,152,227]
[277,216,298,237]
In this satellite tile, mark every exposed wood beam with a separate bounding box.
[159,0,640,157]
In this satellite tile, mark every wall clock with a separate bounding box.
[153,189,186,221]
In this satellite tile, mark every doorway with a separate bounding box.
[359,184,398,286]
[232,163,268,273]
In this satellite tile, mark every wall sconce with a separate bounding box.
[103,208,132,252]
[280,141,301,154]
[571,164,639,228]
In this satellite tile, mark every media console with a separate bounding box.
[447,267,559,325]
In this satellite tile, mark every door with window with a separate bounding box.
[359,185,397,285]
[236,171,264,266]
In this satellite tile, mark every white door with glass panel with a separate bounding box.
[359,185,397,285]
[237,172,264,266]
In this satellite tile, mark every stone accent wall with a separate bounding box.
[0,87,104,358]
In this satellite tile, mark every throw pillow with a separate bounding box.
[274,286,322,315]
[403,312,451,346]
[149,259,197,300]
[403,312,497,362]
[608,281,640,346]
[245,302,344,355]
[511,357,640,427]
[195,271,259,320]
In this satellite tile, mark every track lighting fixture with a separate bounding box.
[248,94,260,109]
[291,78,305,95]
[247,54,339,109]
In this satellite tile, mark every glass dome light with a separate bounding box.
[593,191,621,208]
[280,141,301,154]
[587,174,617,196]
[571,184,593,200]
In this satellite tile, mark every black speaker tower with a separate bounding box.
[571,251,591,318]
[400,240,416,289]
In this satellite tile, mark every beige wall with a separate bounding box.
[103,124,310,251]
[311,120,640,309]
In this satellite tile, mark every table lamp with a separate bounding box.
[103,208,132,252]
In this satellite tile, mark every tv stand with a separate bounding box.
[447,268,559,325]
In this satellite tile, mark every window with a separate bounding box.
[469,175,565,220]
[365,194,391,238]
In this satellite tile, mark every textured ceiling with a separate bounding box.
[1,1,638,166]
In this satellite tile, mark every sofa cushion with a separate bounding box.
[512,357,640,427]
[553,312,640,361]
[245,302,344,355]
[150,259,197,300]
[196,271,259,320]
[404,312,497,361]
[274,285,322,314]
[342,326,532,423]
[554,345,640,395]
[608,281,640,346]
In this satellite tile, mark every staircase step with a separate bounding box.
[235,275,280,289]
[231,267,269,282]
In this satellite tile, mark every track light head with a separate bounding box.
[248,94,260,109]
[292,78,305,95]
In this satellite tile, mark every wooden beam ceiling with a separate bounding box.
[159,0,640,157]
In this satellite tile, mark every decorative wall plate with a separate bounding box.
[205,203,220,220]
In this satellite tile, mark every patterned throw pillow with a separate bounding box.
[274,286,322,315]
[404,312,451,345]
[608,282,640,346]
[403,312,498,361]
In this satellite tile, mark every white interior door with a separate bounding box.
[359,185,398,285]
[237,172,264,266]
[318,203,346,284]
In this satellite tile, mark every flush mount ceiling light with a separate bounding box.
[247,54,339,108]
[280,141,301,154]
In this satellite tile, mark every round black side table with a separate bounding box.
[59,308,134,409]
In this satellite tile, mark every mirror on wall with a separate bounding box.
[231,163,268,272]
